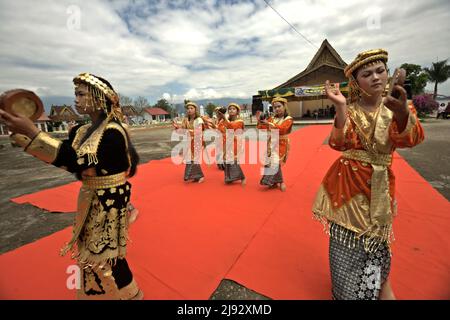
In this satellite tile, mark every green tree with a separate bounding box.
[154,99,175,118]
[154,99,171,111]
[205,102,217,117]
[400,63,428,95]
[424,59,450,99]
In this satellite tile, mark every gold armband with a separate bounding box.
[24,131,62,163]
[10,133,33,148]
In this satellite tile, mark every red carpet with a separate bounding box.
[2,125,449,299]
[12,182,81,213]
[226,147,450,299]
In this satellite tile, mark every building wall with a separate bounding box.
[143,113,168,123]
[286,101,302,118]
[1,122,48,135]
[285,66,346,118]
[52,121,70,132]
[287,99,335,118]
[126,116,140,125]
[301,99,335,117]
[37,122,48,132]
[0,124,8,135]
[143,113,153,122]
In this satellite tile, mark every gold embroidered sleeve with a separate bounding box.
[10,133,33,149]
[389,106,425,148]
[257,122,269,129]
[224,119,244,130]
[23,131,62,163]
[329,117,350,151]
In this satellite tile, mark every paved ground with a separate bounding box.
[396,119,450,200]
[0,119,448,299]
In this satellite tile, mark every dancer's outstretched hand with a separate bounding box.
[0,109,40,138]
[324,80,347,129]
[172,120,180,129]
[324,80,346,109]
[384,85,409,117]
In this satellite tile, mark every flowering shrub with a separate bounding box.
[412,94,439,117]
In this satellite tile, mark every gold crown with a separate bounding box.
[185,101,198,109]
[227,103,240,111]
[344,49,388,78]
[73,73,118,104]
[73,72,123,121]
[271,97,288,105]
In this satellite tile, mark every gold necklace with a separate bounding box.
[354,102,381,153]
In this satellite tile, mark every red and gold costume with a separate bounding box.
[180,115,205,162]
[217,106,245,162]
[176,102,205,181]
[215,103,246,183]
[312,49,425,300]
[257,113,293,164]
[257,97,293,187]
[313,102,424,248]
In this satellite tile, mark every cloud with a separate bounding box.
[0,0,187,98]
[1,0,449,105]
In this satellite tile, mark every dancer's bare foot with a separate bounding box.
[280,183,286,192]
[241,178,246,186]
[131,289,144,300]
[198,177,204,183]
[379,279,396,300]
[127,204,139,225]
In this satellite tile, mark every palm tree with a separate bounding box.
[424,59,450,99]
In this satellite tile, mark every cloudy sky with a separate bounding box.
[1,0,449,104]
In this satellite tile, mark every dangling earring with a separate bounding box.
[349,77,361,103]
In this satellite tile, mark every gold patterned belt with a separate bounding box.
[342,149,392,166]
[342,149,393,230]
[82,172,127,189]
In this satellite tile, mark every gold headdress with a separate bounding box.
[227,103,241,112]
[271,97,290,116]
[73,73,123,121]
[184,101,200,119]
[271,97,288,105]
[344,49,388,102]
[185,101,198,109]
